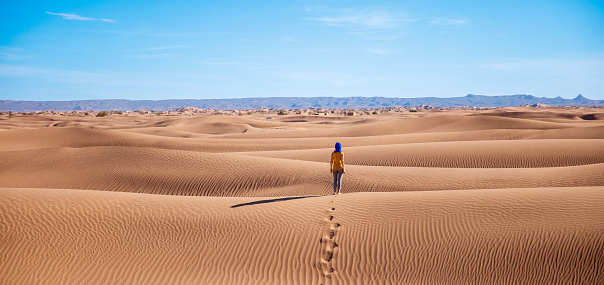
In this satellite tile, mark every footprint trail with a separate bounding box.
[320,196,342,284]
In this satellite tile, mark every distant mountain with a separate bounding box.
[1,94,602,112]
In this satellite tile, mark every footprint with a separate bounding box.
[329,268,335,273]
[324,251,333,262]
[333,242,338,248]
[329,215,334,221]
[329,231,335,239]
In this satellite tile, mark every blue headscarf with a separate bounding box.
[334,142,342,153]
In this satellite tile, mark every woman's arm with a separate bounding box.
[341,153,345,173]
[330,154,334,173]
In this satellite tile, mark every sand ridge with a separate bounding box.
[239,139,604,168]
[1,146,603,196]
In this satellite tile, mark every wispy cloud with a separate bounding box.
[311,12,399,29]
[46,12,115,23]
[307,8,413,40]
[429,17,467,25]
[309,10,409,28]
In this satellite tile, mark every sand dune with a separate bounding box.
[241,139,604,168]
[1,146,603,196]
[219,115,576,139]
[1,187,602,284]
[1,108,603,284]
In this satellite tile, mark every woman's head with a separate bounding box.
[334,142,342,152]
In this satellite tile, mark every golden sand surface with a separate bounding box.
[1,108,603,284]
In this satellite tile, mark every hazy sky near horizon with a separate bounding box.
[1,0,603,101]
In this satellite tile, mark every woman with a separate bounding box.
[330,142,345,195]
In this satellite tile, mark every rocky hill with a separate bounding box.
[1,94,602,112]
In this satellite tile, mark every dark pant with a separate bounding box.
[332,169,344,193]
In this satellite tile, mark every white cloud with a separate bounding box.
[429,17,467,25]
[307,8,413,40]
[46,12,114,23]
[310,11,403,29]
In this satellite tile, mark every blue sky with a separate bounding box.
[1,0,603,101]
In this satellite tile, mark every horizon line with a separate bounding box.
[0,94,592,102]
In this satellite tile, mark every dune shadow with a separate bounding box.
[230,195,321,208]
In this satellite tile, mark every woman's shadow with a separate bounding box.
[230,195,322,208]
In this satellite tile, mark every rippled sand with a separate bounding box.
[1,108,603,284]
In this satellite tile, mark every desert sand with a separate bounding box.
[1,108,603,284]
